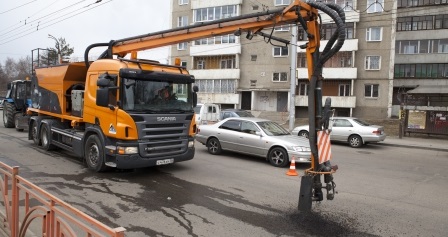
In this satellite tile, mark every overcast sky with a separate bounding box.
[0,0,171,65]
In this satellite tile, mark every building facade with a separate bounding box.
[170,0,448,120]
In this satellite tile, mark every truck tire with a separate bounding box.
[3,102,15,128]
[85,135,107,172]
[40,123,55,151]
[14,113,24,131]
[31,121,41,146]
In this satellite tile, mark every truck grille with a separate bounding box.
[131,114,192,158]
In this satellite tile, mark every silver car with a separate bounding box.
[195,117,311,167]
[291,117,386,148]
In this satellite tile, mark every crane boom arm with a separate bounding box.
[110,0,319,56]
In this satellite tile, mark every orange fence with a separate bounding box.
[0,162,126,237]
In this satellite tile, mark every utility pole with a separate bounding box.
[289,25,298,131]
[48,34,61,64]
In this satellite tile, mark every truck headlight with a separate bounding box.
[188,140,195,148]
[117,146,138,155]
[291,146,311,152]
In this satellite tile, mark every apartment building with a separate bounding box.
[393,1,448,112]
[170,0,446,120]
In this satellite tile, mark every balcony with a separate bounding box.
[297,39,358,52]
[296,67,357,79]
[295,96,356,108]
[189,68,240,79]
[192,0,242,9]
[190,43,241,56]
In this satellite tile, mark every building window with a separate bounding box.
[367,0,384,13]
[323,51,352,68]
[434,38,448,53]
[275,0,291,6]
[181,61,187,68]
[398,0,448,8]
[196,79,236,93]
[322,0,354,11]
[339,84,350,96]
[275,25,290,31]
[178,16,188,27]
[251,55,257,61]
[220,59,235,69]
[179,0,188,5]
[273,72,288,82]
[194,5,237,22]
[197,60,205,69]
[273,46,288,57]
[435,14,448,29]
[366,27,382,41]
[194,34,235,45]
[394,63,448,78]
[177,42,187,50]
[365,56,380,70]
[321,22,354,40]
[365,84,379,98]
[299,83,309,96]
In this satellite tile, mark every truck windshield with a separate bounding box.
[121,78,193,113]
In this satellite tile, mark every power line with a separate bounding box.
[0,0,88,37]
[0,0,112,45]
[0,0,38,14]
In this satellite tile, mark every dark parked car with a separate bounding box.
[220,109,254,120]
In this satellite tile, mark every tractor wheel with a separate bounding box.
[3,102,15,128]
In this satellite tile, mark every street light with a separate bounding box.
[48,34,61,64]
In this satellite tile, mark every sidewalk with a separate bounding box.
[374,135,448,152]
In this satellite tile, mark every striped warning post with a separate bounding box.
[317,130,332,164]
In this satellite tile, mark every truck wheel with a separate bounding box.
[85,135,107,172]
[3,102,15,128]
[40,123,55,151]
[14,113,23,132]
[31,121,41,146]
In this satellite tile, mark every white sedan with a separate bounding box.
[196,117,311,167]
[291,117,386,148]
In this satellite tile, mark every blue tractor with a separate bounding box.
[2,80,32,131]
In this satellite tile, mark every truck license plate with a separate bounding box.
[156,159,174,165]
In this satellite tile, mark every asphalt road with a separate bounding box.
[0,114,447,236]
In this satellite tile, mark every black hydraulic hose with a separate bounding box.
[84,43,109,68]
[308,2,345,69]
[319,3,346,57]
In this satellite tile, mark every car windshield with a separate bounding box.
[235,111,254,117]
[121,78,193,113]
[257,121,290,136]
[353,118,371,126]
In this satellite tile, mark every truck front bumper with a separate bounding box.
[109,147,195,169]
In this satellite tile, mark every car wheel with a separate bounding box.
[348,135,363,148]
[85,135,107,172]
[207,137,222,155]
[31,121,41,146]
[40,123,55,151]
[298,131,309,139]
[268,147,289,167]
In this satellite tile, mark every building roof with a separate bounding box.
[407,86,448,94]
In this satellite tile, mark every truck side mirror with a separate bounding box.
[97,78,110,87]
[96,88,109,107]
[192,85,198,107]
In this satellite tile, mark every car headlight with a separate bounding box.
[117,146,138,155]
[291,146,311,152]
